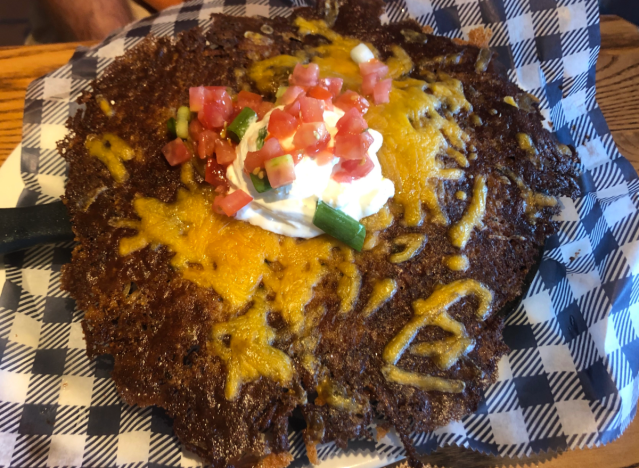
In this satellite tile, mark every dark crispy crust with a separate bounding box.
[60,1,580,466]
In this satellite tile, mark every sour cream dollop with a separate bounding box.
[226,107,395,238]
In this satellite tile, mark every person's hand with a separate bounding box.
[43,0,135,41]
[144,0,184,10]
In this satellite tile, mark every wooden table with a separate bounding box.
[0,14,637,468]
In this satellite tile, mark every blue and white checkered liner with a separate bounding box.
[0,0,637,465]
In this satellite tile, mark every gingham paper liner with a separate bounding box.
[0,0,637,465]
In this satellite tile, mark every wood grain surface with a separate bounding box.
[0,14,637,468]
[598,15,639,169]
[0,41,95,165]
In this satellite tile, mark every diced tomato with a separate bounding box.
[373,79,392,105]
[244,152,262,173]
[206,86,233,109]
[314,148,335,166]
[197,129,219,159]
[334,132,374,160]
[289,63,320,87]
[299,96,325,123]
[285,99,301,118]
[280,86,305,106]
[205,157,229,189]
[307,86,333,101]
[291,149,304,165]
[190,86,232,112]
[334,90,370,114]
[189,119,205,142]
[198,104,221,129]
[213,190,253,217]
[268,108,299,139]
[244,138,284,173]
[199,101,232,129]
[265,154,296,188]
[237,90,262,112]
[189,87,207,112]
[215,139,237,165]
[162,138,193,166]
[237,90,262,103]
[236,91,273,120]
[359,59,389,80]
[257,101,274,119]
[293,122,330,153]
[320,78,343,97]
[361,73,379,95]
[336,108,368,136]
[194,86,233,129]
[308,84,335,110]
[332,154,374,182]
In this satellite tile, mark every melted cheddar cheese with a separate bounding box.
[517,133,537,155]
[212,292,294,400]
[383,279,492,365]
[85,133,134,183]
[118,184,348,331]
[316,377,363,411]
[382,364,465,393]
[361,204,394,250]
[447,147,469,168]
[503,96,518,108]
[366,80,468,226]
[295,18,363,90]
[389,233,427,264]
[499,166,558,221]
[96,95,115,117]
[362,278,397,318]
[444,254,469,271]
[249,55,302,95]
[410,310,474,369]
[337,249,361,314]
[383,279,492,392]
[448,176,487,249]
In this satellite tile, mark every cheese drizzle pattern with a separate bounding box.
[337,249,361,314]
[389,233,427,264]
[110,19,496,401]
[383,280,492,392]
[449,176,487,249]
[362,279,398,318]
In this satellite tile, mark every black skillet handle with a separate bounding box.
[0,201,74,255]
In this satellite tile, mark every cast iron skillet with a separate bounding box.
[0,202,74,255]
